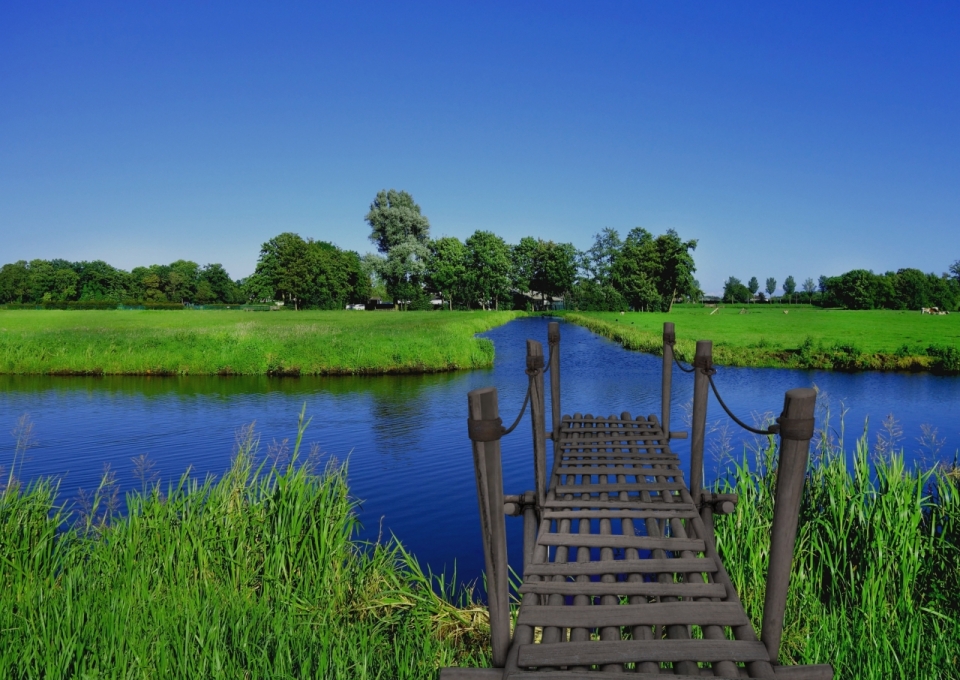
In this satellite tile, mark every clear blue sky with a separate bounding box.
[2,1,958,293]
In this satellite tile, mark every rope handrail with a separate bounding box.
[467,338,554,441]
[707,373,780,436]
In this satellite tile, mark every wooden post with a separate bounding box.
[467,387,511,667]
[548,322,561,442]
[690,340,712,505]
[521,490,537,572]
[760,387,817,665]
[528,339,548,510]
[661,322,674,437]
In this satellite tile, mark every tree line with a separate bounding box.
[723,263,960,311]
[0,188,697,311]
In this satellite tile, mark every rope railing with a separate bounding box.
[466,339,553,442]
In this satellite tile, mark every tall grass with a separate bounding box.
[0,410,491,678]
[714,413,960,678]
[0,310,522,375]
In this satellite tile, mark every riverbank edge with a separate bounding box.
[0,311,528,376]
[561,312,960,374]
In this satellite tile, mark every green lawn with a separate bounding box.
[564,305,960,372]
[0,309,522,375]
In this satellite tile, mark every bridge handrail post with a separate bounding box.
[661,322,675,437]
[466,387,511,667]
[690,340,712,505]
[760,387,817,665]
[548,322,561,442]
[527,340,548,510]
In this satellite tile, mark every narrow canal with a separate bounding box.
[1,316,958,585]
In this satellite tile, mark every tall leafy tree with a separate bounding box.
[653,229,698,311]
[747,276,759,300]
[0,261,31,303]
[949,260,960,283]
[585,228,622,285]
[380,237,430,310]
[723,276,751,304]
[802,277,816,296]
[465,230,512,310]
[611,228,661,311]
[365,190,431,255]
[765,277,777,297]
[426,237,467,310]
[783,275,796,302]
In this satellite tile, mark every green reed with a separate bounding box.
[713,412,960,679]
[0,409,492,679]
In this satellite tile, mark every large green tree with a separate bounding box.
[610,228,661,311]
[465,230,513,310]
[426,237,467,310]
[365,190,431,255]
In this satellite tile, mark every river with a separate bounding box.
[1,316,958,585]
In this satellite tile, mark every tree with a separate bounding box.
[723,276,751,304]
[611,228,661,312]
[950,260,960,283]
[464,230,512,310]
[765,277,777,298]
[818,275,829,294]
[0,261,31,303]
[747,276,759,301]
[802,278,816,298]
[199,263,239,303]
[426,237,467,310]
[652,229,698,312]
[365,190,431,255]
[512,238,577,310]
[381,237,430,310]
[783,275,796,303]
[585,228,622,286]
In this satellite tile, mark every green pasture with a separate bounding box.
[0,309,522,375]
[564,305,960,372]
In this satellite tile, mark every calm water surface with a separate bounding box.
[2,317,958,585]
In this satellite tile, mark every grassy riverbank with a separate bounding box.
[563,306,960,372]
[0,310,522,375]
[715,432,960,677]
[0,414,491,678]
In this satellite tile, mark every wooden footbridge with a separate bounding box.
[442,322,832,680]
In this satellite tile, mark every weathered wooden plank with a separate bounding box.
[517,601,750,628]
[557,465,681,475]
[555,481,686,493]
[543,509,699,520]
[439,669,502,680]
[517,580,727,599]
[772,665,834,680]
[537,533,705,553]
[518,639,770,667]
[505,673,739,680]
[524,557,717,577]
[543,499,694,510]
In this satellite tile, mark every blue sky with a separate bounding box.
[2,1,958,293]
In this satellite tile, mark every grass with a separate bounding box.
[2,407,958,678]
[713,413,960,678]
[563,305,960,372]
[0,309,523,375]
[0,410,493,679]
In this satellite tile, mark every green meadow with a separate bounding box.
[564,305,960,372]
[0,309,522,376]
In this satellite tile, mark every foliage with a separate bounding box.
[714,421,960,677]
[365,189,431,255]
[426,237,467,310]
[820,268,960,311]
[747,276,759,297]
[511,237,577,309]
[722,277,751,304]
[0,416,493,678]
[783,274,796,298]
[249,233,369,310]
[464,231,513,310]
[0,310,520,375]
[765,277,777,297]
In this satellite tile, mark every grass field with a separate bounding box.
[564,305,960,372]
[0,309,522,375]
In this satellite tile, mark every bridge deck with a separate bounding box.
[504,412,773,679]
